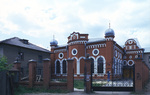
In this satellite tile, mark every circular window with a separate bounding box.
[129,40,133,44]
[123,60,127,66]
[59,53,64,59]
[128,60,134,66]
[92,49,99,56]
[72,48,78,55]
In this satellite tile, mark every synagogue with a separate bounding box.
[50,26,144,79]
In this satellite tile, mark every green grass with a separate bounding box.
[14,86,69,95]
[74,80,84,89]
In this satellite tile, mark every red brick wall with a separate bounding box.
[142,62,149,87]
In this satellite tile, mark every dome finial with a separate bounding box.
[109,20,111,28]
[50,35,58,46]
[53,35,55,41]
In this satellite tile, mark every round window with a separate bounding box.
[59,53,64,59]
[92,49,99,56]
[72,48,78,55]
[128,60,134,66]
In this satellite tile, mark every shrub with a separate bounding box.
[0,55,12,71]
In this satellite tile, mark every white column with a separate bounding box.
[60,62,63,74]
[77,61,80,75]
[103,62,106,74]
[94,61,97,74]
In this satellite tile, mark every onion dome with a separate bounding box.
[105,28,115,37]
[50,39,58,46]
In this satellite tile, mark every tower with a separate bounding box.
[105,23,115,76]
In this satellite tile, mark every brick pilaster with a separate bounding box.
[28,59,37,88]
[43,58,51,88]
[134,58,143,92]
[13,61,21,71]
[84,58,92,93]
[67,58,74,92]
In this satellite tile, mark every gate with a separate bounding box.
[91,64,135,91]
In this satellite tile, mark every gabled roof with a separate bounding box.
[0,37,51,53]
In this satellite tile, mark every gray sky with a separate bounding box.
[0,0,150,50]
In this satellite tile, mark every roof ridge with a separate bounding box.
[0,37,19,43]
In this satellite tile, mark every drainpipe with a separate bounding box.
[85,42,87,57]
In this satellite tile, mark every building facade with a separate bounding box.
[50,27,145,79]
[0,37,51,77]
[143,48,150,69]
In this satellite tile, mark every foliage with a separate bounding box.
[74,80,84,89]
[0,55,12,71]
[14,85,69,95]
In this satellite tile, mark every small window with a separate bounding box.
[18,52,24,61]
[38,55,43,63]
[149,56,150,64]
[129,46,132,49]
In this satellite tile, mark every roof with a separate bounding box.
[144,47,150,53]
[87,38,106,44]
[0,37,51,53]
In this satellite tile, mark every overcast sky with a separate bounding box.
[0,0,150,50]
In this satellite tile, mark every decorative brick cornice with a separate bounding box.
[126,50,143,54]
[86,43,106,49]
[68,40,87,45]
[54,49,67,53]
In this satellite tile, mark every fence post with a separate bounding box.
[84,57,92,93]
[13,61,21,81]
[43,58,51,88]
[28,59,37,88]
[67,58,74,92]
[134,58,143,92]
[13,61,21,71]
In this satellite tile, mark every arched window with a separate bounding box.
[56,60,60,74]
[97,57,103,73]
[90,58,94,73]
[62,60,67,74]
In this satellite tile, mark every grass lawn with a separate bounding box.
[74,80,84,89]
[14,86,69,95]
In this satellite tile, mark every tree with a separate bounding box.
[0,55,11,71]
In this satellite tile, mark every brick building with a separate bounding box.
[50,27,145,79]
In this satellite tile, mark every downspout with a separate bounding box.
[85,42,87,57]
